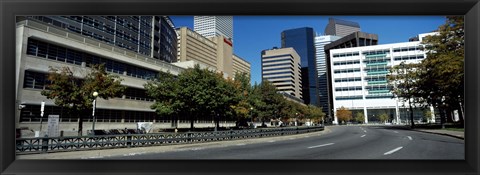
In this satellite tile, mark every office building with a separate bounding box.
[175,27,250,78]
[330,33,436,124]
[324,31,378,123]
[194,16,233,42]
[314,35,342,117]
[325,18,361,38]
[281,27,319,106]
[25,16,178,63]
[15,17,238,137]
[261,47,303,100]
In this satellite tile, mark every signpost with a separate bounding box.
[47,115,60,137]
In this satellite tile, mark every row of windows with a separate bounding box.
[27,38,158,80]
[362,50,389,55]
[271,80,295,84]
[334,68,361,74]
[394,55,425,61]
[335,96,363,100]
[365,68,389,72]
[335,86,363,91]
[333,60,360,66]
[263,67,294,72]
[263,70,293,76]
[332,52,360,58]
[263,62,294,69]
[393,46,423,52]
[334,77,362,82]
[365,95,394,99]
[23,70,154,102]
[262,58,293,64]
[20,104,231,123]
[264,76,295,81]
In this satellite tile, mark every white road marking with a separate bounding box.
[289,138,295,140]
[307,143,335,149]
[236,143,246,146]
[363,130,367,133]
[394,131,399,133]
[268,140,276,143]
[384,147,403,155]
[361,134,366,138]
[407,136,412,140]
[304,136,310,138]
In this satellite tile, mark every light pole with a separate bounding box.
[92,91,98,135]
[250,107,253,128]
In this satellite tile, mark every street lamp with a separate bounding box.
[92,91,98,135]
[250,107,254,128]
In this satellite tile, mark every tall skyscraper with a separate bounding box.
[325,18,361,37]
[315,35,341,116]
[281,27,319,106]
[194,16,233,42]
[261,47,303,101]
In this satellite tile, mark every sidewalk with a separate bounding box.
[16,127,331,159]
[413,128,464,140]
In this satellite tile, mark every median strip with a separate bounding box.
[307,143,335,149]
[384,147,403,155]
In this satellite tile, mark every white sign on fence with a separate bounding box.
[47,115,60,137]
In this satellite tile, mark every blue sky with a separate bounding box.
[170,16,446,85]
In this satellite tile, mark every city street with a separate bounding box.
[105,125,464,159]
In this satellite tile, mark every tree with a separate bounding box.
[336,106,352,124]
[145,65,240,130]
[41,64,125,136]
[306,105,325,125]
[378,113,389,123]
[354,112,365,124]
[388,61,423,128]
[419,16,464,127]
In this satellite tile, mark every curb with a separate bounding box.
[412,130,464,140]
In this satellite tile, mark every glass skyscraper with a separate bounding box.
[281,27,319,106]
[194,16,233,42]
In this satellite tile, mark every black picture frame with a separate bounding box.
[1,0,479,174]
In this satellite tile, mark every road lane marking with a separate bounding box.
[363,130,367,133]
[307,143,335,149]
[268,140,276,143]
[384,147,403,155]
[236,143,246,146]
[361,134,366,138]
[394,131,399,133]
[407,136,412,140]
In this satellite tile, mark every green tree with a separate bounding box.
[354,112,365,124]
[388,61,423,128]
[306,105,325,125]
[419,16,464,127]
[336,106,352,124]
[41,64,125,135]
[378,113,389,123]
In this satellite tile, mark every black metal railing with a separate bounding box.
[16,126,324,154]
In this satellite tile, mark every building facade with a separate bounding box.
[175,27,250,78]
[324,18,361,38]
[15,18,239,137]
[194,16,233,42]
[25,16,178,63]
[281,27,319,106]
[330,33,435,124]
[324,31,379,123]
[261,47,303,100]
[314,35,342,117]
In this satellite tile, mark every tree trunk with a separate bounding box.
[78,111,83,136]
[409,99,415,129]
[458,104,465,127]
[190,115,195,131]
[440,108,446,129]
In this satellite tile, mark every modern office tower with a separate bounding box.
[25,16,178,63]
[175,27,250,78]
[314,35,342,117]
[15,17,238,136]
[324,31,378,123]
[194,16,233,42]
[329,33,435,125]
[261,47,303,101]
[324,18,361,37]
[281,27,319,106]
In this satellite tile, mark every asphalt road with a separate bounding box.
[106,125,464,159]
